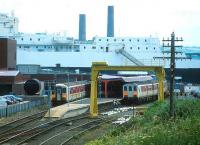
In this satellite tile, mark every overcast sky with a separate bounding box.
[0,0,199,46]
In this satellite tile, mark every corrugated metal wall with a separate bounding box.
[0,38,16,70]
[0,99,48,118]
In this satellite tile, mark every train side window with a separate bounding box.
[124,86,127,91]
[70,88,73,94]
[129,86,132,91]
[134,86,137,91]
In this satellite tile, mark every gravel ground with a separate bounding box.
[0,105,48,126]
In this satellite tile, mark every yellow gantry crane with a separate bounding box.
[90,62,165,117]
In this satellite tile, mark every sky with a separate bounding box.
[0,0,200,46]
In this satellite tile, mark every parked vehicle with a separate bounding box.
[3,95,23,103]
[11,95,23,102]
[0,96,13,105]
[0,98,8,108]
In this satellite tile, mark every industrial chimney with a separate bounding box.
[107,6,114,37]
[79,14,86,41]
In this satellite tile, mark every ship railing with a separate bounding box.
[52,40,73,44]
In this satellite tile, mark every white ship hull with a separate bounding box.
[17,49,200,69]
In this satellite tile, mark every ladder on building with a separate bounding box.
[116,48,144,66]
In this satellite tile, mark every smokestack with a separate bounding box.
[107,6,114,37]
[79,14,86,41]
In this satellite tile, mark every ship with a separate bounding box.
[0,6,200,83]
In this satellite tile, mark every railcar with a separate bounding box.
[122,81,168,104]
[51,81,89,106]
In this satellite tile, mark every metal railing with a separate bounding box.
[116,49,144,66]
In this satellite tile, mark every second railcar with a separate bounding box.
[51,82,89,106]
[123,81,168,104]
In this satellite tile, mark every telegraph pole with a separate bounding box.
[163,32,183,117]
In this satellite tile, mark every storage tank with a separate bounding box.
[24,79,41,95]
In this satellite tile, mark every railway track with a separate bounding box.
[0,104,147,145]
[0,110,47,138]
[40,106,135,145]
[60,118,111,145]
[38,118,107,145]
[0,113,89,145]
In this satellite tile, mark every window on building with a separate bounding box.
[38,38,40,41]
[154,47,156,50]
[21,38,23,41]
[101,47,103,49]
[92,46,96,49]
[107,39,109,41]
[130,47,132,49]
[138,47,140,50]
[146,47,148,50]
[99,39,101,41]
[137,39,139,42]
[24,46,30,48]
[129,39,131,42]
[30,38,32,41]
[145,39,147,42]
[122,39,124,41]
[106,47,109,52]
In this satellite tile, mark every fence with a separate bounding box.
[0,99,48,118]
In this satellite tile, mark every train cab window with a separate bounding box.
[129,86,132,91]
[62,88,66,93]
[124,86,127,91]
[134,86,137,91]
[56,88,61,94]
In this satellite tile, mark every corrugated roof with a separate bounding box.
[0,70,19,76]
[122,76,153,82]
[101,74,153,82]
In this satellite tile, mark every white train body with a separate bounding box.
[123,81,167,102]
[51,81,89,106]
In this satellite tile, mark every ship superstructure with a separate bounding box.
[0,10,199,69]
[0,13,18,37]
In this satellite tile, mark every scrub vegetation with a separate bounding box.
[86,99,200,145]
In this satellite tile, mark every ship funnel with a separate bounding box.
[107,6,114,37]
[79,14,86,41]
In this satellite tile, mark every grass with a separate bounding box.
[86,99,200,145]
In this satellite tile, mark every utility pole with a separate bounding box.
[163,32,183,117]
